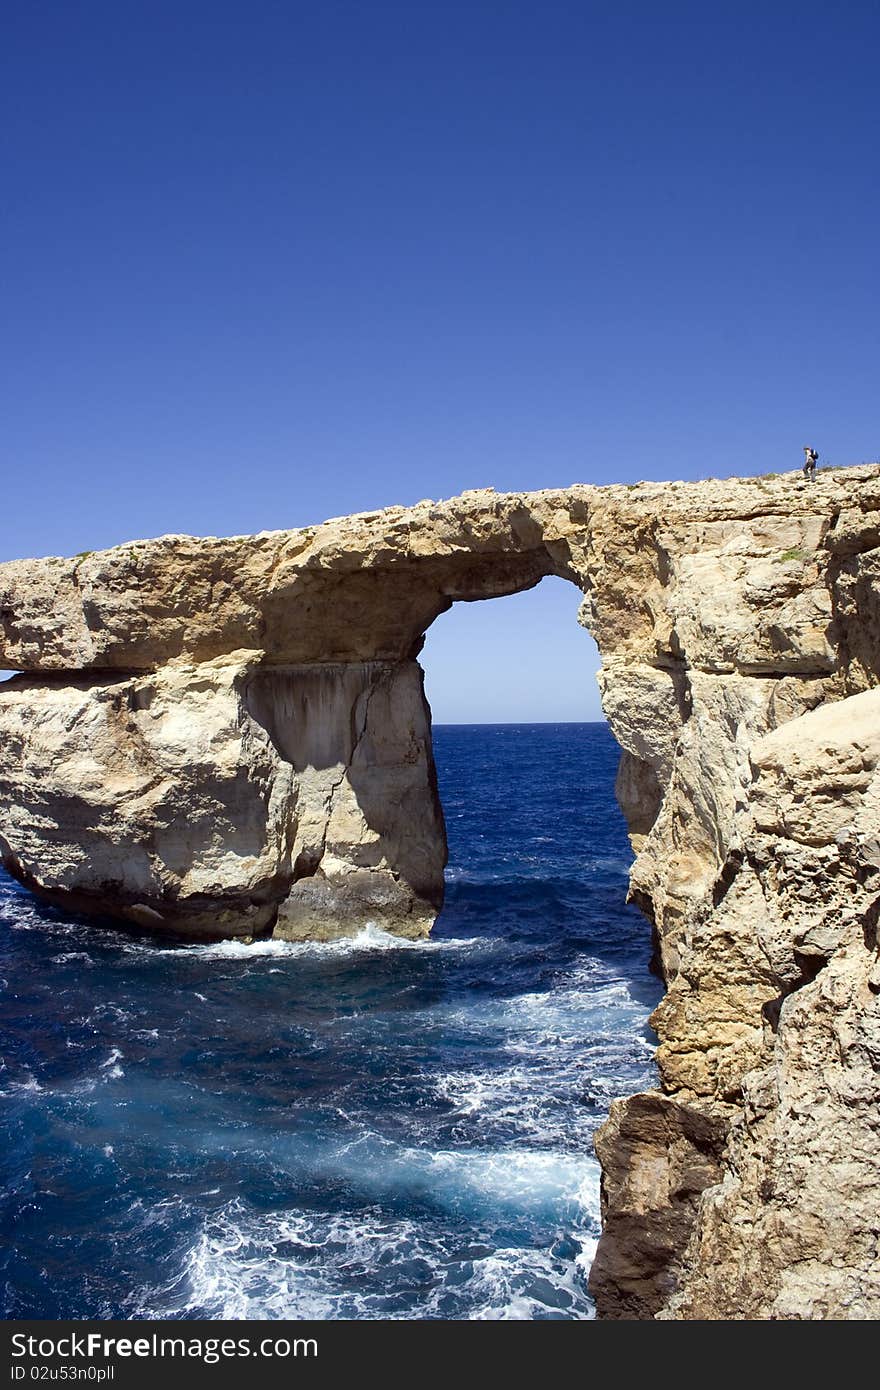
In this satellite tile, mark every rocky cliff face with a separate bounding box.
[2,465,879,1318]
[577,469,880,1320]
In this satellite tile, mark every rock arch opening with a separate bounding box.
[415,572,651,937]
[419,574,602,725]
[413,567,661,969]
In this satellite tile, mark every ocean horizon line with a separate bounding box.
[433,718,608,727]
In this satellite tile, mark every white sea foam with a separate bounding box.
[575,1237,599,1275]
[0,1069,43,1096]
[457,1245,594,1320]
[50,951,95,966]
[433,1061,588,1145]
[435,1072,494,1115]
[429,953,657,1149]
[84,1004,135,1026]
[153,1198,596,1321]
[98,1048,125,1080]
[435,954,655,1053]
[162,923,488,961]
[402,1146,601,1213]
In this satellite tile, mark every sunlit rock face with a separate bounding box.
[2,463,880,1318]
[0,656,444,940]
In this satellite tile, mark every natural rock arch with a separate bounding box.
[2,466,880,1319]
[0,489,593,939]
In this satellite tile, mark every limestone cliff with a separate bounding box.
[2,464,879,1318]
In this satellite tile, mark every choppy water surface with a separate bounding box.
[0,723,661,1319]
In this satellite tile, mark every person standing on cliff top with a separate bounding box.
[803,445,818,481]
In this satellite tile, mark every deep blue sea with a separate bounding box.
[0,723,661,1320]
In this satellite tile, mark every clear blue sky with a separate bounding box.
[2,3,877,718]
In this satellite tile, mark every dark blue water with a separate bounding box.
[0,723,661,1320]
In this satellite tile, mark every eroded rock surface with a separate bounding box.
[0,655,444,939]
[2,464,880,1317]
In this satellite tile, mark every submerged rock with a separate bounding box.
[2,463,880,1317]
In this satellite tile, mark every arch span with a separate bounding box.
[0,488,603,939]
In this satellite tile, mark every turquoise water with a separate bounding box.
[0,722,661,1319]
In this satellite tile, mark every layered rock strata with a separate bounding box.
[2,464,879,1317]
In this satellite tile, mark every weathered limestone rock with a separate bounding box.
[580,471,880,1319]
[589,1094,729,1319]
[2,462,880,1317]
[654,690,880,1320]
[0,491,581,671]
[0,655,444,939]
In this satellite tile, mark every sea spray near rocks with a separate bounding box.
[0,723,656,1320]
